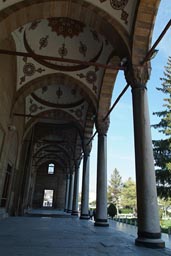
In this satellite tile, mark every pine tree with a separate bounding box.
[152,56,171,199]
[107,168,122,206]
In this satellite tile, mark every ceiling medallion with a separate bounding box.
[48,18,85,38]
[20,57,45,85]
[23,63,35,76]
[77,68,98,94]
[29,104,38,113]
[86,71,97,84]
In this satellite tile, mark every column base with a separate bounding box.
[71,211,79,216]
[135,237,165,249]
[67,209,72,213]
[80,214,90,220]
[94,218,109,227]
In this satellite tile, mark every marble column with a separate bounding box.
[72,164,80,216]
[95,120,109,227]
[127,65,165,248]
[67,172,74,213]
[64,174,70,212]
[80,152,90,219]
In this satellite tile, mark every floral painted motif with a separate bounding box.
[42,86,48,94]
[79,41,87,57]
[99,0,129,24]
[86,71,97,84]
[29,104,38,113]
[23,63,36,76]
[110,0,128,10]
[39,35,49,50]
[77,68,99,94]
[56,87,63,99]
[29,103,44,114]
[48,18,85,38]
[58,43,68,58]
[20,57,45,85]
[70,105,84,119]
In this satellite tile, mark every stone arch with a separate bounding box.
[34,153,68,170]
[33,142,74,167]
[0,0,130,56]
[131,0,161,65]
[13,73,97,113]
[23,109,84,140]
[97,67,118,122]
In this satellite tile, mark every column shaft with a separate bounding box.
[67,173,74,213]
[72,167,80,216]
[64,174,70,212]
[132,86,164,248]
[80,154,90,219]
[95,133,109,227]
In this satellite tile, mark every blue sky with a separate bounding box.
[81,1,171,194]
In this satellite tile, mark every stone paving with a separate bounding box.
[0,213,171,256]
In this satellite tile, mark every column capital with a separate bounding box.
[125,64,151,89]
[84,139,92,156]
[96,118,110,136]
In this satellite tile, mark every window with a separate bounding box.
[48,163,55,174]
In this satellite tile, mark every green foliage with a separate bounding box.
[120,208,133,214]
[108,203,117,219]
[160,219,171,229]
[152,56,171,199]
[107,168,122,205]
[120,178,136,211]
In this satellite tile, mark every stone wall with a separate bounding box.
[33,162,66,209]
[0,36,24,211]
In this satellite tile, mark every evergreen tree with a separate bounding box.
[120,177,136,212]
[107,168,122,206]
[152,56,171,199]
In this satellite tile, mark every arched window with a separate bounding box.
[48,163,55,174]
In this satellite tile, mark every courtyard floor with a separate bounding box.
[0,210,171,256]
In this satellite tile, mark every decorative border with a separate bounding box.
[31,92,85,109]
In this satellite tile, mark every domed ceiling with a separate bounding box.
[12,17,114,96]
[24,18,104,71]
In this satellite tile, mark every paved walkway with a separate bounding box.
[0,211,171,256]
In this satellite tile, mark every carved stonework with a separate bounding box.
[97,118,110,135]
[125,64,151,88]
[83,139,92,156]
